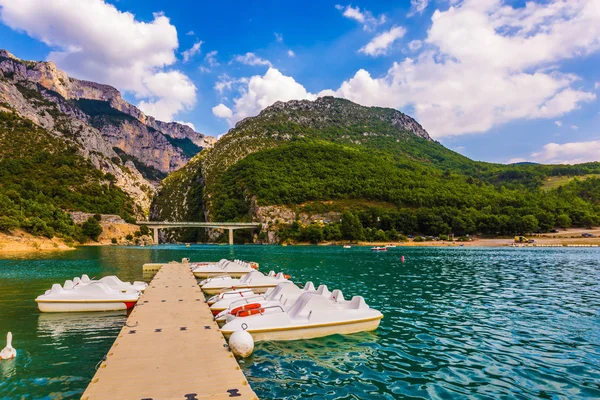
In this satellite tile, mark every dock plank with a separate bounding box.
[82,263,258,400]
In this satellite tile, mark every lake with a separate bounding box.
[0,245,599,399]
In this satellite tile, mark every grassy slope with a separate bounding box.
[541,174,600,191]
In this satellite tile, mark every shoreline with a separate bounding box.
[0,231,75,254]
[2,228,600,255]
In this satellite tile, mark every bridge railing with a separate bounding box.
[136,221,261,227]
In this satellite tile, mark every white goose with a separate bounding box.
[0,332,16,360]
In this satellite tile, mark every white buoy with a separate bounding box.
[229,330,254,358]
[0,332,16,360]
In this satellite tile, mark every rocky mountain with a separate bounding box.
[150,96,474,240]
[151,96,600,244]
[0,49,215,214]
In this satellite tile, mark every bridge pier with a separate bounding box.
[228,228,234,245]
[153,227,159,244]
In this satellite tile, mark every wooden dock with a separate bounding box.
[82,263,258,400]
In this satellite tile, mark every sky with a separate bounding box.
[0,0,599,164]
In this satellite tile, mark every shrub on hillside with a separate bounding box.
[81,216,102,241]
[0,216,19,232]
[139,225,150,235]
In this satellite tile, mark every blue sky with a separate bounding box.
[0,0,599,164]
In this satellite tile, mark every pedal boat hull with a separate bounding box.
[36,299,138,313]
[221,315,383,342]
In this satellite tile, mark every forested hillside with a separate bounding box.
[152,97,600,243]
[0,110,135,241]
[0,49,215,214]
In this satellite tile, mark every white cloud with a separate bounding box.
[408,0,429,17]
[522,140,600,164]
[186,30,195,36]
[0,0,196,122]
[181,41,202,63]
[288,50,295,57]
[137,70,197,121]
[175,120,195,130]
[335,4,386,31]
[327,0,599,137]
[212,103,233,119]
[595,81,600,89]
[199,66,210,73]
[274,32,283,42]
[232,52,273,67]
[555,120,563,126]
[213,68,317,124]
[205,50,219,67]
[408,40,422,51]
[359,26,406,56]
[214,74,248,94]
[571,124,579,130]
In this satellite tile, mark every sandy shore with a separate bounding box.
[0,230,74,254]
[353,228,600,247]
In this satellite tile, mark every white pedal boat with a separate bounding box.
[35,282,141,313]
[216,284,332,327]
[211,281,315,317]
[206,288,257,306]
[213,282,328,326]
[192,259,257,279]
[200,270,291,295]
[72,274,147,292]
[220,291,383,342]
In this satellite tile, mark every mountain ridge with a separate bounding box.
[151,97,600,244]
[0,49,215,214]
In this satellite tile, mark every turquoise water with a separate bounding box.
[1,245,599,399]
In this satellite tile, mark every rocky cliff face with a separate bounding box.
[0,49,216,215]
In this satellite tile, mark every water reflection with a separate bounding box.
[37,311,126,341]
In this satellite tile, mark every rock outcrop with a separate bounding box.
[0,49,216,215]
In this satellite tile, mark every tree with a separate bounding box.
[374,229,387,242]
[341,211,364,241]
[387,228,400,241]
[556,214,571,230]
[303,223,324,244]
[521,214,539,234]
[23,217,54,238]
[0,216,19,232]
[125,233,134,241]
[323,224,342,241]
[139,225,150,235]
[580,212,596,229]
[81,216,103,241]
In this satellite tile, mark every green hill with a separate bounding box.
[151,97,600,243]
[0,110,135,240]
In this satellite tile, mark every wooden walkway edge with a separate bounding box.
[82,263,258,400]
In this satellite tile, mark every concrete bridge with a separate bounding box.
[136,221,262,245]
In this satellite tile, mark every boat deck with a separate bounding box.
[82,263,258,400]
